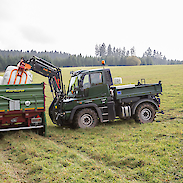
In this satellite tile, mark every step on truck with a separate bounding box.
[0,56,163,133]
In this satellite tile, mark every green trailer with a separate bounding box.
[0,82,46,136]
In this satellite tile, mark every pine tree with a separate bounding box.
[122,47,126,57]
[95,44,99,57]
[107,44,112,56]
[99,43,106,57]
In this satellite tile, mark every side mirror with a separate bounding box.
[63,84,66,95]
[79,79,83,88]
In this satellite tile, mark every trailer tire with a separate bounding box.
[135,103,155,123]
[39,112,46,136]
[75,108,98,128]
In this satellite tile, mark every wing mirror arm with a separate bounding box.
[79,79,83,88]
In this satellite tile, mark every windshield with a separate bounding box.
[68,74,82,96]
[68,76,77,92]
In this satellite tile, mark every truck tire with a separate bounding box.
[49,99,56,124]
[75,108,98,128]
[135,103,155,123]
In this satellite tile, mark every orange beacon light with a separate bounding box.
[101,60,105,65]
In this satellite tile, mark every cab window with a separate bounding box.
[83,74,90,89]
[90,72,103,85]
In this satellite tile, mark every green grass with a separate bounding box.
[0,65,183,182]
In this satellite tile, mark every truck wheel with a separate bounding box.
[49,98,57,124]
[135,103,155,123]
[75,108,98,128]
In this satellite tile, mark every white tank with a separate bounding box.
[0,76,3,85]
[2,66,33,85]
[114,77,123,85]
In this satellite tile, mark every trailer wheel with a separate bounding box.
[135,103,155,123]
[75,108,98,128]
[39,112,46,136]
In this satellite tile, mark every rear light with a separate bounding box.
[31,117,42,124]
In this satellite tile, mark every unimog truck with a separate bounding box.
[0,56,163,133]
[51,67,163,128]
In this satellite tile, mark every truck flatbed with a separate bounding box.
[111,81,162,100]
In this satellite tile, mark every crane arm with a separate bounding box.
[24,56,64,98]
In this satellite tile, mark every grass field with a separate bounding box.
[0,65,183,182]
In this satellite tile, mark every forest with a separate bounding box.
[0,43,182,71]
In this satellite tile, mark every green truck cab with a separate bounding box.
[50,68,163,128]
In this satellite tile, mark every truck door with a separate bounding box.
[82,72,109,99]
[90,72,104,97]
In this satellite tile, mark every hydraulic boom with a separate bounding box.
[21,56,65,125]
[24,56,64,98]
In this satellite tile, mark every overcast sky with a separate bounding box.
[0,0,183,60]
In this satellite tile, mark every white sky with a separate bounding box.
[0,0,183,60]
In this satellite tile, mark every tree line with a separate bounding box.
[0,45,182,71]
[95,43,183,65]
